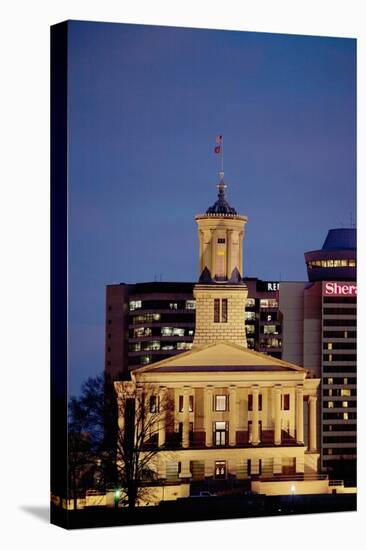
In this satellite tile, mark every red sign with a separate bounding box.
[324,282,357,296]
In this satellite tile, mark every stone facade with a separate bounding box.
[193,284,248,347]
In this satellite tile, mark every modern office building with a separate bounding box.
[280,228,356,479]
[105,279,282,379]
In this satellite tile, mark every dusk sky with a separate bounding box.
[67,20,356,396]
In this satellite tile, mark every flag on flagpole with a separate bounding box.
[214,135,223,153]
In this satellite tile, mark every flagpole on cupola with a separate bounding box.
[214,134,224,181]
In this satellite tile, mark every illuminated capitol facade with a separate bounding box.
[113,173,348,499]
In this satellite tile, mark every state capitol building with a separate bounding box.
[111,172,356,502]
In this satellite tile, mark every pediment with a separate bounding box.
[134,341,307,374]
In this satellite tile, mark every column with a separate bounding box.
[211,229,217,278]
[179,460,192,479]
[135,386,143,446]
[308,395,317,452]
[182,387,190,448]
[205,386,213,447]
[274,385,282,445]
[251,458,260,475]
[199,230,204,273]
[296,386,304,444]
[117,397,125,432]
[158,387,166,447]
[239,231,243,275]
[227,229,233,278]
[273,456,282,475]
[157,456,166,479]
[203,230,211,273]
[229,386,237,446]
[252,386,260,445]
[295,456,305,474]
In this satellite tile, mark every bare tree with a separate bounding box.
[114,382,174,509]
[68,373,114,509]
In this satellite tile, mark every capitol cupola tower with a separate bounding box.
[193,171,249,348]
[196,171,248,281]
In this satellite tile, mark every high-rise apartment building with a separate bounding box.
[280,228,356,481]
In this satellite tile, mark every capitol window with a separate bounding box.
[215,395,228,411]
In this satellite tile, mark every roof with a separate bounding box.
[133,341,308,375]
[322,228,356,251]
[205,180,238,215]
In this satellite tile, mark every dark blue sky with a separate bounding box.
[67,21,356,396]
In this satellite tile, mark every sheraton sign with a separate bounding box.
[323,282,357,297]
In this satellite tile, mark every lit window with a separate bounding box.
[327,343,333,350]
[342,401,348,408]
[144,341,160,351]
[328,401,334,408]
[185,300,196,310]
[328,389,333,396]
[328,378,333,385]
[215,395,228,411]
[343,412,349,420]
[344,332,348,339]
[341,389,351,397]
[246,298,255,307]
[129,300,142,311]
[149,395,159,413]
[245,311,256,321]
[214,423,227,446]
[349,259,356,267]
[172,328,185,337]
[344,378,348,385]
[215,460,226,478]
[328,449,333,455]
[188,329,194,336]
[169,302,178,310]
[161,327,173,336]
[260,299,278,308]
[177,342,193,350]
[264,325,277,334]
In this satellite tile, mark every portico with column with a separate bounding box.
[112,170,323,500]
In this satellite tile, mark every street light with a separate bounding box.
[114,489,121,509]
